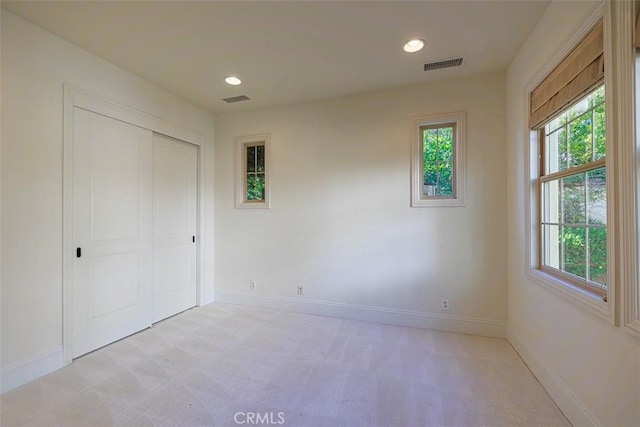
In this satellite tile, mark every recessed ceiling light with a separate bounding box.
[403,38,425,53]
[225,76,242,86]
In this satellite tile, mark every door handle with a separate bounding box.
[192,236,195,243]
[76,247,82,258]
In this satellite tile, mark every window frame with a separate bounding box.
[411,112,466,207]
[525,5,615,322]
[235,133,271,209]
[536,87,608,300]
[619,0,640,335]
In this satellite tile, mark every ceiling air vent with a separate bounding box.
[423,57,465,72]
[223,95,250,103]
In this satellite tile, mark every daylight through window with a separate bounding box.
[411,112,465,207]
[236,134,270,209]
[421,123,455,198]
[540,86,607,297]
[244,143,266,202]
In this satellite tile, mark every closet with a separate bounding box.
[71,108,197,358]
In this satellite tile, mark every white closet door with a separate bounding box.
[152,133,197,323]
[72,108,153,358]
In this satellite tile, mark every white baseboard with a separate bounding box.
[214,291,506,338]
[1,347,64,394]
[507,326,600,427]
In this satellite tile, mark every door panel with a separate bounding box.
[90,129,142,242]
[72,107,152,358]
[152,133,197,323]
[90,252,140,318]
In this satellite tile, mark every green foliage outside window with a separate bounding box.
[245,144,266,201]
[246,174,265,201]
[422,125,454,196]
[544,86,607,289]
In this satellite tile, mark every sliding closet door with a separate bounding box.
[72,108,153,358]
[152,133,198,323]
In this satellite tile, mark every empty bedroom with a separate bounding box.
[1,1,639,426]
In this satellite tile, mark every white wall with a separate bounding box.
[0,11,215,391]
[214,71,507,336]
[506,1,640,426]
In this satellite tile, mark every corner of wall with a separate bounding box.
[0,348,63,394]
[507,326,600,426]
[216,291,507,338]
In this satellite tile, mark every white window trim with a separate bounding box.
[524,4,616,324]
[411,112,466,207]
[617,0,640,335]
[235,133,271,209]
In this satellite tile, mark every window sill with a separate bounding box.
[235,200,270,209]
[411,197,465,208]
[526,268,613,324]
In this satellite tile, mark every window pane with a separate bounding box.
[246,146,256,172]
[593,102,606,160]
[423,129,438,164]
[590,85,605,108]
[567,112,593,167]
[437,126,454,159]
[423,125,454,198]
[547,114,566,134]
[539,86,606,292]
[588,227,607,287]
[546,128,567,174]
[543,224,561,269]
[423,129,437,182]
[543,86,605,173]
[562,173,585,224]
[246,173,265,201]
[587,167,606,225]
[563,226,586,279]
[256,145,265,172]
[542,179,561,224]
[423,128,438,146]
[566,96,590,122]
[436,132,453,163]
[435,163,453,196]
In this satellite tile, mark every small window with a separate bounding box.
[411,112,466,207]
[236,134,270,209]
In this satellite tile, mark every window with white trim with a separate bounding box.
[236,134,270,209]
[529,19,609,302]
[411,112,466,207]
[539,86,607,298]
[624,4,640,332]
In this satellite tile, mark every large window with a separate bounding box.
[236,134,270,209]
[539,87,607,298]
[528,18,611,307]
[411,112,466,207]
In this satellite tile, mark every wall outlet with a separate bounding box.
[249,281,256,290]
[441,299,449,310]
[297,285,304,296]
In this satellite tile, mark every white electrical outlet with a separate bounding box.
[249,281,256,290]
[441,299,449,310]
[297,285,304,296]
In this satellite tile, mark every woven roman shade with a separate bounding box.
[529,20,604,129]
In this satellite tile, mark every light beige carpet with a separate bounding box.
[1,303,569,426]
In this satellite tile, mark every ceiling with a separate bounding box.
[2,1,550,114]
